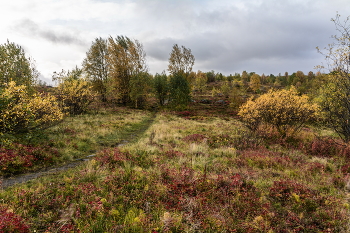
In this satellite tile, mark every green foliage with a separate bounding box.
[168,44,195,77]
[169,73,191,110]
[52,66,83,85]
[0,81,63,135]
[153,72,169,106]
[317,73,350,141]
[129,72,152,108]
[82,37,109,102]
[206,70,216,83]
[0,41,38,89]
[317,14,350,142]
[107,36,148,105]
[229,86,246,111]
[238,88,320,137]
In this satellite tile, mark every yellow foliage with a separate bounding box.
[193,70,207,93]
[238,87,319,137]
[0,81,63,133]
[57,78,95,115]
[249,74,261,92]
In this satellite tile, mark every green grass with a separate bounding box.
[45,107,154,160]
[0,107,154,176]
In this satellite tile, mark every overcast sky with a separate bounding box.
[1,0,349,84]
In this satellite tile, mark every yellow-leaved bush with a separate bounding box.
[238,87,320,137]
[57,78,96,115]
[0,81,63,134]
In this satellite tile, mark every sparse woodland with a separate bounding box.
[1,15,350,232]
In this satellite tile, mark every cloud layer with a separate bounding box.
[1,0,349,83]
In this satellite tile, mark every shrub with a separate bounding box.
[0,81,63,134]
[182,134,207,143]
[57,78,95,115]
[0,143,58,175]
[238,87,319,137]
[301,137,350,158]
[268,179,347,231]
[0,206,30,233]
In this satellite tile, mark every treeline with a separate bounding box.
[53,37,196,110]
[0,37,335,137]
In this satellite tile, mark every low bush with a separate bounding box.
[56,78,95,115]
[0,143,59,176]
[0,81,63,135]
[238,87,319,138]
[0,206,30,233]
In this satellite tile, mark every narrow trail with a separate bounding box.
[1,113,156,190]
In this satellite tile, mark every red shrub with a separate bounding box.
[237,148,296,170]
[341,162,350,174]
[95,148,129,168]
[0,206,30,233]
[269,180,315,204]
[182,134,207,143]
[268,179,346,231]
[305,137,350,158]
[0,143,57,175]
[176,111,194,117]
[164,150,185,158]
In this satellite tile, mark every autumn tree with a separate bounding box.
[168,44,195,78]
[82,37,108,101]
[317,14,350,141]
[238,88,319,138]
[54,67,95,115]
[107,36,148,106]
[249,73,261,92]
[193,70,207,93]
[0,41,39,88]
[0,81,63,134]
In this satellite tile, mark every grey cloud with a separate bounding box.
[144,37,177,60]
[14,19,88,46]
[134,0,341,75]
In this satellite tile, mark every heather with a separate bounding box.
[1,112,349,232]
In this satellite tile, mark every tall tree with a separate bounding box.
[317,14,350,142]
[153,72,169,106]
[168,44,195,78]
[0,41,38,88]
[107,36,148,106]
[82,37,108,101]
[169,72,191,110]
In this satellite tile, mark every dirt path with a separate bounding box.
[1,113,156,190]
